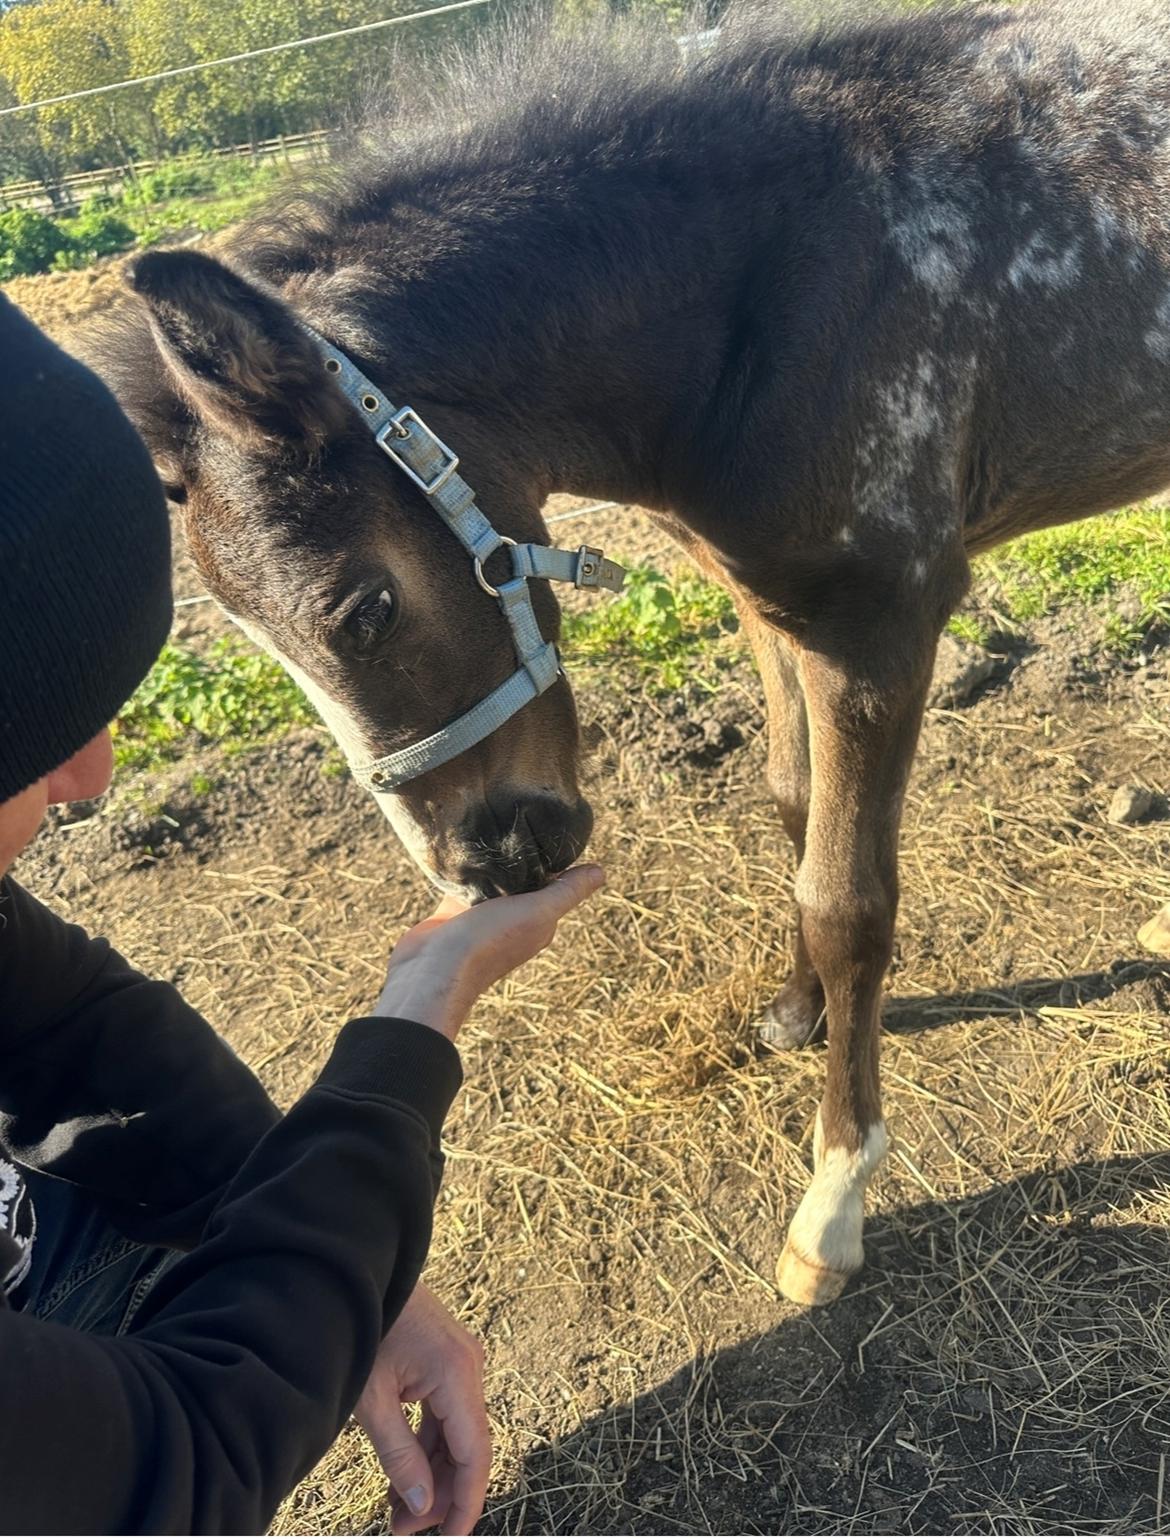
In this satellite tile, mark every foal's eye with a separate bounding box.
[344,588,398,655]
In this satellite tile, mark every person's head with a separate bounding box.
[0,296,172,880]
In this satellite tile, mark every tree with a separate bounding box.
[0,74,67,198]
[0,0,148,168]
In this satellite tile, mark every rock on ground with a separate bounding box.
[1108,783,1154,825]
[929,634,1001,709]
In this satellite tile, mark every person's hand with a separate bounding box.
[355,1282,491,1536]
[375,863,604,1040]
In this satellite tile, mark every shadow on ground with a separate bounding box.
[883,960,1170,1036]
[485,1152,1170,1536]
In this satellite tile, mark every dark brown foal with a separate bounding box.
[95,0,1170,1308]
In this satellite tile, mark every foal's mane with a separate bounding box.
[95,0,1158,446]
[242,1,986,271]
[224,0,1006,399]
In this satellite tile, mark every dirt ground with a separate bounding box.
[11,268,1170,1535]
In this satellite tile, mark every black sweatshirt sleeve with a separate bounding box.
[0,1015,463,1535]
[0,876,282,1247]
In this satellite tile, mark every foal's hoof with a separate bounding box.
[756,981,826,1051]
[1138,903,1170,958]
[776,1240,852,1307]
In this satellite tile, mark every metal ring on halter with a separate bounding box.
[474,536,517,598]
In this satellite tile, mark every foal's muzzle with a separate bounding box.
[455,794,594,899]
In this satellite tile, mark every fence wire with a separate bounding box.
[0,0,493,117]
[0,0,511,209]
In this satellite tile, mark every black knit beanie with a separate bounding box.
[0,295,172,801]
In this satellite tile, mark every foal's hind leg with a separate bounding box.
[735,606,826,1047]
[775,617,939,1306]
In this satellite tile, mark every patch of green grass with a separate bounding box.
[114,638,317,772]
[945,611,992,647]
[561,563,739,692]
[977,505,1170,651]
[128,166,283,247]
[565,506,1169,688]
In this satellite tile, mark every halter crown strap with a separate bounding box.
[302,325,625,793]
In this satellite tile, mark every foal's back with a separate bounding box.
[688,0,1170,558]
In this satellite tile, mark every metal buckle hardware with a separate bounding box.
[377,407,460,495]
[575,545,605,588]
[474,536,517,599]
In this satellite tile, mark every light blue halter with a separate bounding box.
[305,326,625,794]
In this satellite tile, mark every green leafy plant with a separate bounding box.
[123,159,218,206]
[57,203,136,266]
[114,638,317,770]
[945,612,991,647]
[0,155,284,273]
[0,206,73,278]
[562,564,739,692]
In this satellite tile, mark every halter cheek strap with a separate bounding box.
[301,324,625,793]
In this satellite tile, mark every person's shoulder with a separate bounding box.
[0,875,110,1024]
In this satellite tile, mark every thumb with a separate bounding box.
[366,1398,434,1519]
[529,862,605,921]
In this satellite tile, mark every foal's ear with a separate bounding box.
[129,249,349,450]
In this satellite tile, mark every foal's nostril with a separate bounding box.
[521,795,594,876]
[458,794,594,896]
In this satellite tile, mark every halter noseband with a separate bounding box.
[303,325,625,794]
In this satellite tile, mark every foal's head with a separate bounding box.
[105,249,591,898]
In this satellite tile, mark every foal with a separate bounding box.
[97,0,1170,1304]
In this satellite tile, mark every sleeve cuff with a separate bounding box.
[315,1017,463,1147]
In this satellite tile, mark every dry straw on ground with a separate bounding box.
[8,162,1170,1539]
[29,643,1168,1535]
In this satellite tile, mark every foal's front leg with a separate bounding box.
[775,628,937,1306]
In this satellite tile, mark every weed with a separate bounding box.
[0,206,73,278]
[979,505,1170,651]
[54,203,136,268]
[114,638,317,771]
[123,160,219,206]
[320,748,350,780]
[945,612,991,647]
[561,564,739,692]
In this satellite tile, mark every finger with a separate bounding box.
[430,894,471,921]
[391,1487,446,1539]
[391,1444,454,1537]
[418,1406,443,1460]
[434,1400,492,1536]
[527,863,605,921]
[364,1398,434,1523]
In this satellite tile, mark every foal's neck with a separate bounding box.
[303,158,747,515]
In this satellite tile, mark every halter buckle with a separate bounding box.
[574,545,625,592]
[377,407,459,495]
